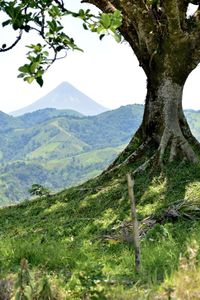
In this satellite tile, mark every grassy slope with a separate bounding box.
[1,159,200,298]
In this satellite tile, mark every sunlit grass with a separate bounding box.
[0,161,200,297]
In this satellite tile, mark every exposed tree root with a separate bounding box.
[104,108,199,177]
[159,130,198,165]
[104,133,198,178]
[158,128,171,165]
[105,137,152,173]
[123,137,151,164]
[132,152,158,176]
[169,138,177,162]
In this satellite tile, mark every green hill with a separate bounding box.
[0,105,143,204]
[0,107,200,297]
[0,152,200,298]
[0,105,200,204]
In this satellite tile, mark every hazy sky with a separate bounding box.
[0,1,200,113]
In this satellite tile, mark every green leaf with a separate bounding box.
[43,51,49,56]
[15,290,21,300]
[18,64,30,73]
[36,76,43,87]
[79,9,85,18]
[34,43,42,52]
[24,25,30,32]
[101,13,111,29]
[30,62,38,73]
[47,19,57,32]
[113,10,122,19]
[17,73,25,78]
[24,285,33,300]
[36,68,44,77]
[99,34,105,40]
[2,19,10,27]
[97,26,106,34]
[24,76,35,84]
[83,23,88,30]
[113,32,121,43]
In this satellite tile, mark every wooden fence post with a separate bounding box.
[126,173,141,273]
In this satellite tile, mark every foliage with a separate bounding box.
[28,184,50,197]
[13,258,33,300]
[0,0,122,86]
[88,10,122,42]
[34,276,54,300]
[67,264,106,299]
[12,259,59,299]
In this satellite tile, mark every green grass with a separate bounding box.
[28,142,61,158]
[1,161,200,298]
[74,144,126,167]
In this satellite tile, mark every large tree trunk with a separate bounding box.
[109,73,199,172]
[82,0,200,172]
[141,76,198,162]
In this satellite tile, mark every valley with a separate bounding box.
[0,105,199,205]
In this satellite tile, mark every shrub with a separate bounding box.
[28,184,50,198]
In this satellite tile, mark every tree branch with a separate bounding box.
[81,0,116,13]
[163,0,182,35]
[82,0,159,73]
[185,5,200,65]
[177,0,188,30]
[0,30,22,52]
[54,0,70,13]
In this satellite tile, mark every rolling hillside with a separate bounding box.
[0,105,143,204]
[0,105,199,205]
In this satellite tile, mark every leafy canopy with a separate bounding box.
[0,0,122,86]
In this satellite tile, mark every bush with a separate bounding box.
[28,184,50,197]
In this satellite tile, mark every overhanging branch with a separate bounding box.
[82,0,159,71]
[0,30,22,52]
[81,0,116,13]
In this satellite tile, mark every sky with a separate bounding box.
[0,1,200,113]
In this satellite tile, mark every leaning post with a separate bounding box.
[126,173,141,273]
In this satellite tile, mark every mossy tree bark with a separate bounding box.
[82,0,200,169]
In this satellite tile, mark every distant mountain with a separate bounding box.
[11,81,108,116]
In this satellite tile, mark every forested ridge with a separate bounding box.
[0,105,142,204]
[0,105,199,205]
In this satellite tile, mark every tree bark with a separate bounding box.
[143,76,198,163]
[110,72,199,171]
